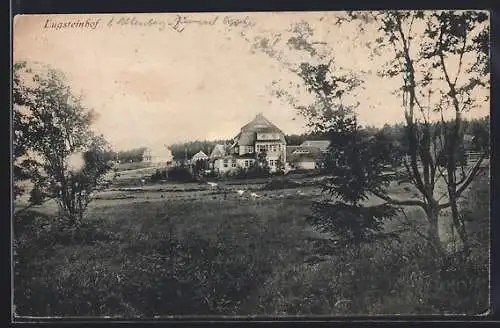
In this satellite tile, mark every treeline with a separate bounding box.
[168,140,231,161]
[376,116,490,151]
[167,133,327,160]
[112,147,149,163]
[166,116,489,163]
[284,116,489,149]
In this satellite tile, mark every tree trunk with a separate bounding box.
[426,204,444,255]
[448,189,469,254]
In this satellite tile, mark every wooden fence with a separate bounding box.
[402,151,489,168]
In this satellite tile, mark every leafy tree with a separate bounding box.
[13,61,36,199]
[168,140,231,162]
[256,150,271,173]
[294,62,401,249]
[13,62,112,226]
[193,158,210,177]
[330,10,490,253]
[274,155,286,175]
[114,147,148,163]
[257,11,489,254]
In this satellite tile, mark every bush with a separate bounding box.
[150,169,168,183]
[167,166,195,182]
[262,177,300,190]
[14,211,121,316]
[249,230,488,315]
[29,185,45,205]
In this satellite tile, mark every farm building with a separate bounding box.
[299,140,331,153]
[191,150,209,163]
[286,145,325,170]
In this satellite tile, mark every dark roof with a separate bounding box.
[235,114,286,146]
[240,113,284,134]
[214,155,238,160]
[210,144,226,158]
[234,154,256,159]
[235,132,256,146]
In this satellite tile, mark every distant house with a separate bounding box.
[299,140,331,153]
[187,115,334,175]
[286,145,324,170]
[210,113,287,174]
[209,144,230,172]
[210,144,227,159]
[142,148,152,162]
[232,113,287,171]
[191,150,209,163]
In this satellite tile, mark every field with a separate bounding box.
[13,168,490,317]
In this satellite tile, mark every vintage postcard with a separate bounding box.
[12,11,490,319]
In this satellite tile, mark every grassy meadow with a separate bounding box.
[13,168,490,317]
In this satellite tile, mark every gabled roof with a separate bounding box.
[210,144,226,159]
[300,140,331,152]
[191,150,208,161]
[234,113,286,146]
[240,113,284,134]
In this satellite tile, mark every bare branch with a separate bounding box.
[397,208,432,242]
[453,28,468,87]
[456,152,488,197]
[371,190,426,208]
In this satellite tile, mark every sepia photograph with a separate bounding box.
[12,11,490,318]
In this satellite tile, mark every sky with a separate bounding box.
[13,12,489,154]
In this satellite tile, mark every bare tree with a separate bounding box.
[368,11,488,253]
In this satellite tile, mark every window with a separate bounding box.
[231,160,237,168]
[271,145,277,152]
[223,159,228,168]
[247,146,254,153]
[269,160,275,166]
[244,160,249,167]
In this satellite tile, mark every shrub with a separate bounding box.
[150,169,168,183]
[262,177,300,190]
[167,166,194,182]
[249,229,488,315]
[29,185,45,205]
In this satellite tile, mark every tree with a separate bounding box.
[274,155,286,174]
[256,150,270,173]
[168,140,231,162]
[294,62,401,249]
[193,158,210,177]
[13,62,37,199]
[255,11,489,254]
[115,147,148,163]
[331,10,490,253]
[13,62,112,226]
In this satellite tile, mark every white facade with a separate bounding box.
[212,156,258,174]
[235,158,256,169]
[294,160,316,170]
[191,151,209,162]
